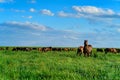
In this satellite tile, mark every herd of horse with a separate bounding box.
[0,47,76,52]
[77,47,119,56]
[77,40,119,57]
[0,40,120,57]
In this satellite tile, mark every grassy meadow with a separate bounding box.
[0,48,120,80]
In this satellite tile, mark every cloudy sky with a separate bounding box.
[0,0,120,47]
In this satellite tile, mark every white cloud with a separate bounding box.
[28,16,33,19]
[2,21,52,31]
[11,9,25,12]
[72,6,115,15]
[63,35,79,40]
[0,0,13,3]
[22,16,33,19]
[58,11,83,18]
[41,9,54,16]
[58,6,120,20]
[58,11,68,17]
[31,32,41,36]
[58,11,73,17]
[30,8,35,12]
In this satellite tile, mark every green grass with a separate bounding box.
[0,49,120,80]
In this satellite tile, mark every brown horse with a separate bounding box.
[104,48,117,54]
[83,40,92,57]
[42,47,52,52]
[77,46,84,56]
[38,48,43,51]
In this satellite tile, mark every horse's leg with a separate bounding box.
[87,53,89,57]
[84,53,87,57]
[90,51,92,56]
[80,52,82,56]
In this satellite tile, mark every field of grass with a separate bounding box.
[0,48,120,80]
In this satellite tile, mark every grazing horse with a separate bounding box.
[62,48,70,51]
[0,48,4,50]
[38,48,42,52]
[77,46,84,56]
[12,47,32,51]
[97,48,104,52]
[104,48,117,54]
[42,47,52,52]
[83,40,92,57]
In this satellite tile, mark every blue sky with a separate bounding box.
[1,0,120,47]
